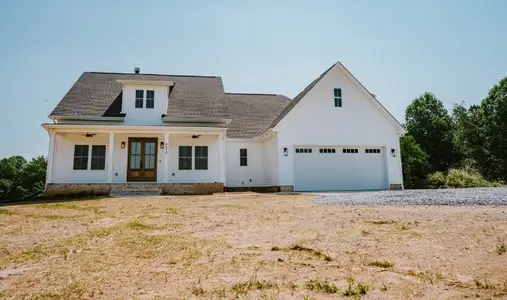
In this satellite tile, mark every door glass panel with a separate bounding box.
[130,142,141,169]
[145,142,156,170]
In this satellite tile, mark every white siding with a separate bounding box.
[226,141,264,187]
[122,85,168,125]
[53,133,109,183]
[51,133,221,184]
[262,135,279,186]
[275,65,403,187]
[167,135,220,183]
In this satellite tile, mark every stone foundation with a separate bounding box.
[278,185,295,193]
[225,186,280,193]
[160,183,224,195]
[45,183,111,197]
[389,184,404,190]
[45,182,225,197]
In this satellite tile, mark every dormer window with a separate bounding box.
[334,88,342,107]
[146,90,155,109]
[135,90,144,108]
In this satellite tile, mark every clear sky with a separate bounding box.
[1,0,506,158]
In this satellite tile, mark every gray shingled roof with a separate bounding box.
[50,72,291,138]
[225,93,292,138]
[50,72,227,119]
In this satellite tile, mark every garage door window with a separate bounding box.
[366,149,381,154]
[296,148,312,153]
[343,148,358,154]
[319,148,336,153]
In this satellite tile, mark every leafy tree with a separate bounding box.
[405,92,456,172]
[477,77,507,181]
[400,134,429,188]
[0,155,46,200]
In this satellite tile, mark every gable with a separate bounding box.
[271,62,405,135]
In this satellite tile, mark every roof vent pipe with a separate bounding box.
[134,67,140,74]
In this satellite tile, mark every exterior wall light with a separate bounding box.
[121,142,125,149]
[160,142,165,149]
[391,148,396,157]
[283,147,288,156]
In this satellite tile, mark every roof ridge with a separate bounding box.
[226,92,281,96]
[87,71,221,78]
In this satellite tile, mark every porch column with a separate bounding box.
[45,130,56,184]
[164,132,169,183]
[218,133,227,184]
[107,132,115,183]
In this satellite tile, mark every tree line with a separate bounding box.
[401,76,507,188]
[0,156,46,200]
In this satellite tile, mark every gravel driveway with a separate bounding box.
[313,187,507,205]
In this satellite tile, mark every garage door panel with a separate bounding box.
[294,147,387,191]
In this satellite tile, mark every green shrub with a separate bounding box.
[426,171,447,188]
[426,167,504,189]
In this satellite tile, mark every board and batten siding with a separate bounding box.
[274,65,403,188]
[262,135,279,186]
[225,141,264,187]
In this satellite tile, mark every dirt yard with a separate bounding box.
[0,193,506,299]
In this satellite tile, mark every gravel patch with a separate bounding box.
[313,187,507,205]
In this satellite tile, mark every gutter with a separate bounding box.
[49,115,125,122]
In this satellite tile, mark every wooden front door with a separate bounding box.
[127,138,158,182]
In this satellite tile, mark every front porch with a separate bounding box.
[43,124,227,194]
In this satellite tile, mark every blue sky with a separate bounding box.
[1,0,506,158]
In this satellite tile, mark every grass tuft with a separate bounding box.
[304,279,339,294]
[166,207,178,214]
[232,277,277,295]
[495,242,506,255]
[474,277,495,289]
[367,220,395,225]
[367,260,394,269]
[37,203,80,210]
[271,244,332,261]
[406,270,444,284]
[125,220,164,230]
[0,208,16,215]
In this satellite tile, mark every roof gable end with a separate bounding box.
[269,62,405,134]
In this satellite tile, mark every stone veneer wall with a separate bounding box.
[389,184,404,190]
[45,183,225,197]
[160,183,224,195]
[278,185,294,193]
[225,186,280,193]
[45,183,111,197]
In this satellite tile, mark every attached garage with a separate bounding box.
[293,146,388,191]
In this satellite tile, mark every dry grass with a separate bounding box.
[0,193,506,299]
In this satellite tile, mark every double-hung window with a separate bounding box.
[240,149,247,166]
[195,146,208,170]
[146,90,155,109]
[334,88,342,107]
[73,145,106,170]
[73,145,89,170]
[91,145,106,170]
[178,146,192,170]
[135,90,144,108]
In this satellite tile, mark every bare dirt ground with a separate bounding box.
[0,193,506,299]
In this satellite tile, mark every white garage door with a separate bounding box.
[294,146,388,191]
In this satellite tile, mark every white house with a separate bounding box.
[42,62,405,196]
